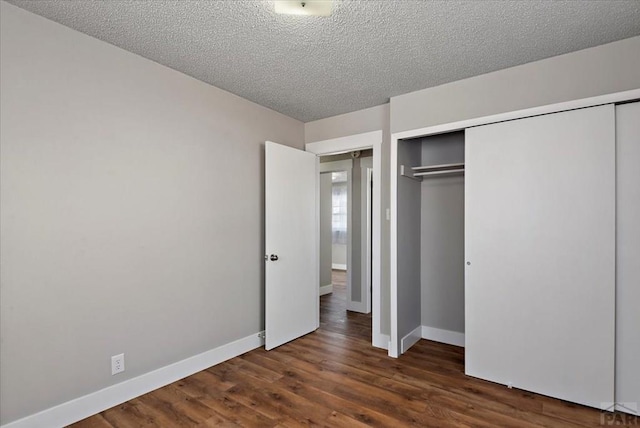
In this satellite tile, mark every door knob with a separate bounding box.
[270,254,279,261]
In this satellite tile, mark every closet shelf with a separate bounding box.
[401,162,465,180]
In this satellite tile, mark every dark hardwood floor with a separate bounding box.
[319,270,371,341]
[70,270,620,427]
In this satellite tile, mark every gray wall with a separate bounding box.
[348,155,372,303]
[391,36,640,133]
[319,174,333,287]
[420,132,465,333]
[0,3,304,424]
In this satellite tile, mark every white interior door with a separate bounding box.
[465,105,615,409]
[265,141,318,350]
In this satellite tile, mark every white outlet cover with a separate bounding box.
[111,353,125,375]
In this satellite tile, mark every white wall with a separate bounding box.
[332,243,347,267]
[391,36,640,133]
[0,2,304,424]
[305,104,391,334]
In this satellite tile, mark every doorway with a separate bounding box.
[305,130,384,349]
[318,160,352,302]
[318,152,373,338]
[319,153,373,302]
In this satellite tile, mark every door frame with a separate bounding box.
[306,130,385,349]
[360,157,374,314]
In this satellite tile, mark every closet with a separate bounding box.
[394,131,466,355]
[392,100,639,412]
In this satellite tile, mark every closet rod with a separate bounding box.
[400,164,465,180]
[414,168,464,177]
[411,162,465,172]
[401,162,465,180]
[400,165,422,181]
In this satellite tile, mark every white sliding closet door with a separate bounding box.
[615,101,640,415]
[465,105,615,409]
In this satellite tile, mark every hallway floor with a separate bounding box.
[320,270,371,341]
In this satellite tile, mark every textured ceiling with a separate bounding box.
[6,0,640,122]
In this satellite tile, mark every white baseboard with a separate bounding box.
[319,284,333,296]
[372,333,390,350]
[346,300,368,313]
[401,325,422,354]
[332,263,347,271]
[1,331,265,428]
[614,402,639,415]
[421,326,465,347]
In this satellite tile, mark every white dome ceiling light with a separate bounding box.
[274,1,333,17]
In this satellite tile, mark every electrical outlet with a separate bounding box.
[111,353,125,375]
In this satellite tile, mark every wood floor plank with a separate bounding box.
[244,351,447,428]
[196,415,239,427]
[100,401,154,428]
[278,377,409,427]
[69,414,115,428]
[69,270,614,428]
[322,411,378,428]
[175,370,236,399]
[134,392,201,427]
[208,361,334,425]
[223,356,285,383]
[195,393,278,427]
[175,375,278,426]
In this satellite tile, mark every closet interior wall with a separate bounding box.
[420,132,465,337]
[396,139,422,343]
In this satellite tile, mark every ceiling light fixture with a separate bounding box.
[274,1,333,17]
